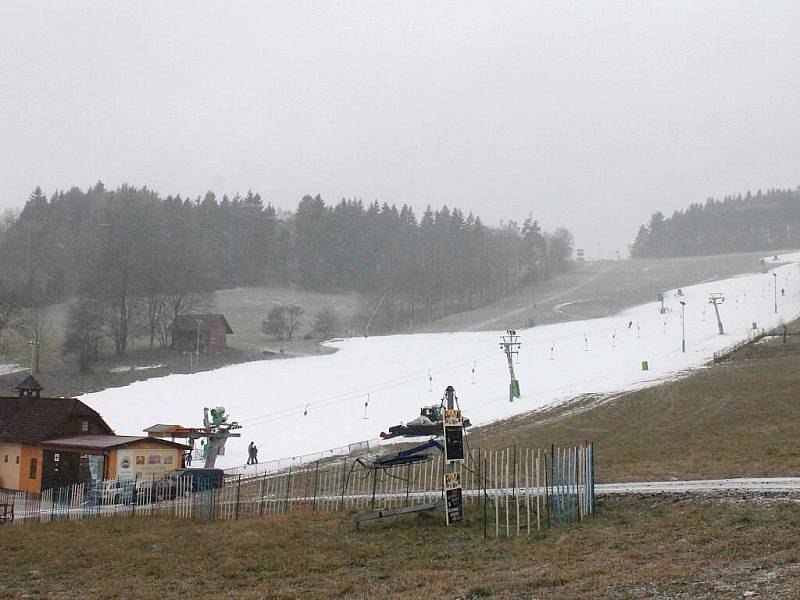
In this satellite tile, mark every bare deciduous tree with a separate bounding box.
[312,306,340,340]
[63,297,105,374]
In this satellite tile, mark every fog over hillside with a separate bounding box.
[2,2,799,255]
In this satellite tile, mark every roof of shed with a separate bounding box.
[41,435,189,451]
[0,397,112,445]
[170,314,233,334]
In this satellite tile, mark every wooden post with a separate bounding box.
[495,492,499,538]
[483,455,488,540]
[312,460,319,511]
[371,468,378,510]
[525,448,530,535]
[257,474,265,516]
[548,445,554,529]
[515,457,520,536]
[235,474,242,521]
[284,468,292,514]
[339,458,347,510]
[536,447,541,531]
[512,443,517,499]
[505,449,510,538]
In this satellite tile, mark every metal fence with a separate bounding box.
[712,327,766,362]
[1,443,594,536]
[222,437,382,477]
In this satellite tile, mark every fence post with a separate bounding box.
[234,474,242,521]
[483,455,488,540]
[589,442,593,515]
[312,460,319,511]
[512,443,517,499]
[547,445,553,529]
[339,458,348,511]
[371,468,378,510]
[284,467,292,514]
[258,474,266,517]
[405,463,411,507]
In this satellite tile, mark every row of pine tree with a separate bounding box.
[0,183,573,341]
[631,187,800,258]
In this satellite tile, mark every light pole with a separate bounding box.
[773,273,777,314]
[195,319,203,371]
[27,340,39,375]
[679,301,686,353]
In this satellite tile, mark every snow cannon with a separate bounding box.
[380,404,471,439]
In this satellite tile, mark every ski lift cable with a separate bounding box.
[240,304,710,427]
[238,345,500,423]
[237,346,501,425]
[242,352,499,428]
[243,318,634,427]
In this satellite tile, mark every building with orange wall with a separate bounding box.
[0,376,188,492]
[0,376,114,493]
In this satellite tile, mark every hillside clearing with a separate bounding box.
[81,251,800,467]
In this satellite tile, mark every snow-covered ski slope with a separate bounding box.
[82,254,800,468]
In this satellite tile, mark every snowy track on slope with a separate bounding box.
[81,253,800,468]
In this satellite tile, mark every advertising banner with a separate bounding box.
[117,449,180,480]
[443,409,464,462]
[444,471,463,525]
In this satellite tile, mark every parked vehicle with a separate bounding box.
[90,480,131,505]
[156,468,224,500]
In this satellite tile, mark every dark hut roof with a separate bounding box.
[15,375,43,392]
[0,396,113,445]
[170,314,233,334]
[41,435,189,451]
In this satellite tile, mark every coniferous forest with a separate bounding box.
[0,183,573,361]
[631,187,800,258]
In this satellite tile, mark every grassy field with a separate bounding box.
[2,497,799,599]
[423,249,783,333]
[214,285,360,352]
[468,319,800,483]
[0,286,359,398]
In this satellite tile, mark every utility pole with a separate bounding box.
[27,340,39,375]
[773,272,778,314]
[679,300,686,353]
[364,291,387,338]
[708,293,725,335]
[500,330,521,402]
[195,318,203,371]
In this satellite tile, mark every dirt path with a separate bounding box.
[464,261,622,330]
[420,250,774,333]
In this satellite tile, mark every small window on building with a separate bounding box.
[15,456,19,464]
[82,420,90,433]
[3,455,7,463]
[29,458,37,479]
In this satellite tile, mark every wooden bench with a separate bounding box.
[353,501,442,530]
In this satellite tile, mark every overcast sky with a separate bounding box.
[1,1,798,256]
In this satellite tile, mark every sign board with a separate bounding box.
[443,409,464,462]
[117,449,180,481]
[444,471,463,525]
